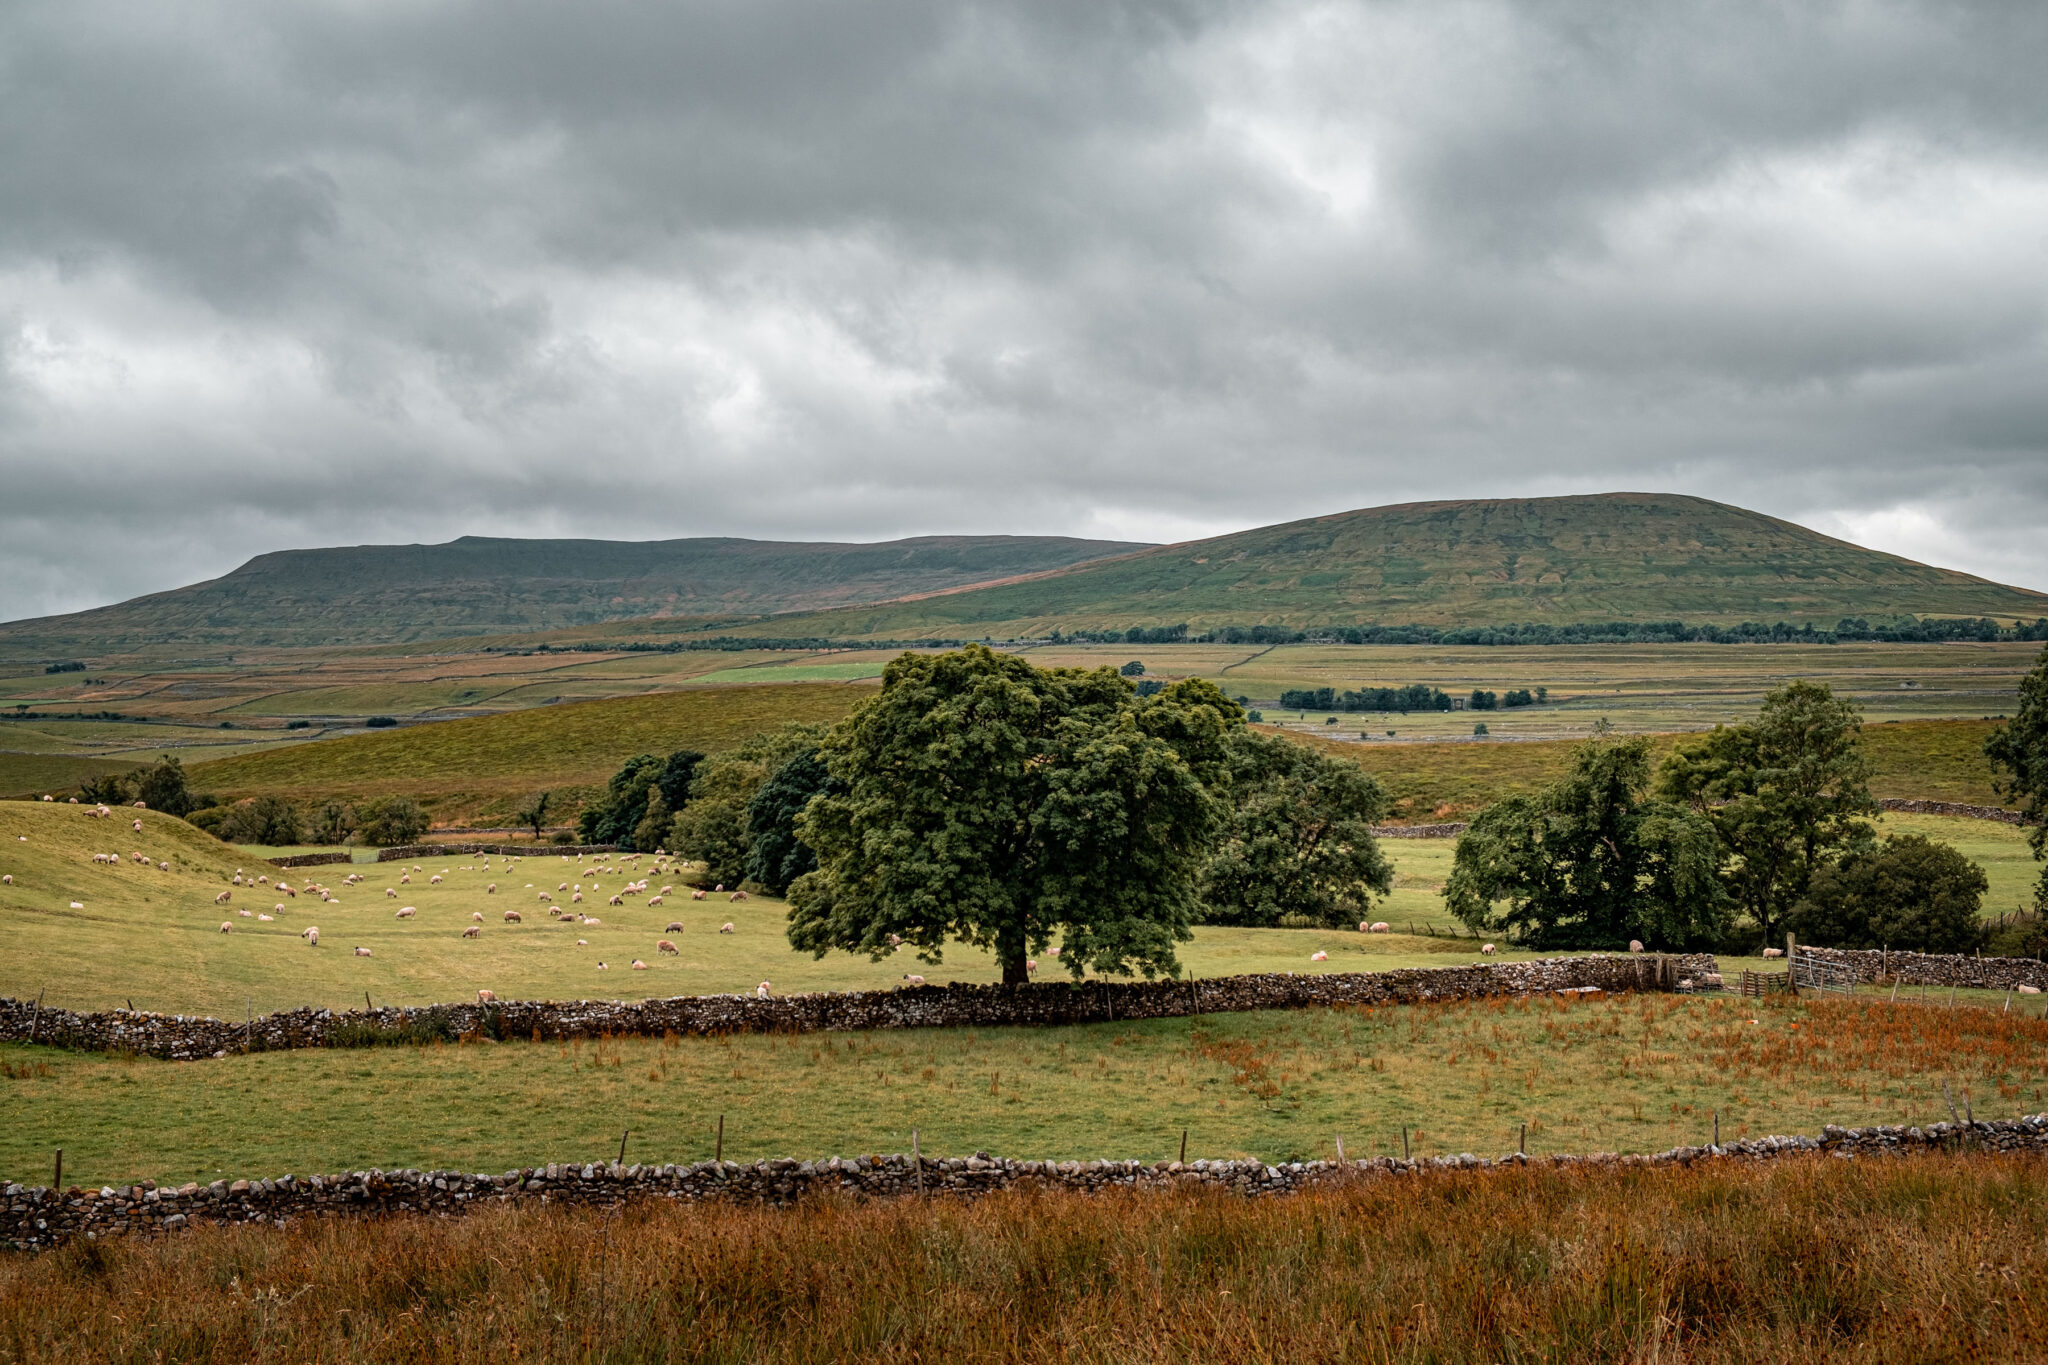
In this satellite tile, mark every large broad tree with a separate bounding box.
[744,748,841,896]
[1986,642,2048,908]
[787,644,1238,984]
[670,724,828,887]
[1656,679,1876,948]
[1447,735,1727,950]
[1783,834,1988,953]
[1198,728,1393,928]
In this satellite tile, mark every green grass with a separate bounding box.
[177,683,870,826]
[8,990,2048,1188]
[0,752,137,800]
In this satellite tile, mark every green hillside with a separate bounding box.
[707,494,2048,639]
[0,534,1145,651]
[181,683,871,827]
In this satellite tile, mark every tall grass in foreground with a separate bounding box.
[6,1155,2047,1362]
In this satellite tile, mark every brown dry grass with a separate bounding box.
[7,1156,2048,1362]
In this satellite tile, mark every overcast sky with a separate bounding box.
[4,0,2046,623]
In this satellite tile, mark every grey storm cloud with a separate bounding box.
[3,0,2047,621]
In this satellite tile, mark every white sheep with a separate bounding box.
[657,939,679,955]
[429,874,442,885]
[2022,984,2042,995]
[1310,950,1329,962]
[1762,947,1784,959]
[1,874,10,885]
[354,946,371,957]
[583,916,602,926]
[631,960,649,970]
[215,890,232,905]
[132,819,142,832]
[647,895,663,907]
[302,926,318,945]
[1628,940,1645,954]
[274,903,285,914]
[572,892,583,903]
[538,891,552,902]
[257,913,274,922]
[756,981,771,998]
[902,974,924,985]
[471,911,484,922]
[576,938,588,946]
[691,889,707,901]
[596,961,609,970]
[478,989,495,1003]
[609,895,623,906]
[396,906,417,919]
[1481,944,1497,955]
[731,890,750,903]
[719,922,735,934]
[462,925,480,938]
[219,921,233,933]
[386,888,397,897]
[158,861,168,871]
[70,900,84,909]
[487,883,496,894]
[504,909,522,923]
[238,908,252,918]
[1026,958,1038,973]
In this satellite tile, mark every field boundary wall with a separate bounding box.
[1797,945,2048,991]
[1876,798,2025,825]
[265,852,353,869]
[0,954,1717,1062]
[8,1115,2047,1251]
[373,842,618,861]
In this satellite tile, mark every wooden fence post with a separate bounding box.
[27,988,44,1044]
[913,1128,924,1196]
[715,1114,723,1164]
[618,1129,630,1165]
[1402,1125,1410,1160]
[1179,1129,1187,1165]
[52,1149,61,1191]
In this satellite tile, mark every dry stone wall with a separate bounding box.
[10,1115,2048,1251]
[266,852,352,869]
[1877,798,2025,825]
[1372,823,1468,838]
[374,842,617,861]
[1798,945,2048,991]
[0,954,1718,1062]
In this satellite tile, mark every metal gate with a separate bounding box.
[1789,946,1856,995]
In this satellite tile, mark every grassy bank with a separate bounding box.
[7,1154,2048,1362]
[10,992,2048,1189]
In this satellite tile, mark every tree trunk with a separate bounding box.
[998,923,1030,986]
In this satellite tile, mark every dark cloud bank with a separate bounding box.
[4,0,2046,622]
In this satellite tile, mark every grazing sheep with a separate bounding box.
[647,896,663,907]
[274,903,285,914]
[302,927,317,945]
[132,819,142,832]
[596,961,608,970]
[354,946,371,957]
[478,989,495,1003]
[1,875,10,885]
[666,920,683,933]
[487,883,496,894]
[1026,958,1038,973]
[219,921,233,933]
[886,932,904,947]
[576,939,587,945]
[902,974,924,985]
[280,884,295,897]
[538,891,551,902]
[232,874,243,885]
[1046,947,1062,958]
[386,888,397,898]
[158,862,168,871]
[429,874,442,884]
[730,890,749,903]
[755,981,771,998]
[471,911,484,922]
[657,939,679,955]
[658,886,673,897]
[572,892,584,903]
[396,906,417,919]
[691,889,706,900]
[1762,947,1784,959]
[558,883,569,892]
[1371,921,1391,933]
[258,875,270,885]
[631,960,648,970]
[1310,950,1329,962]
[401,874,411,885]
[1628,940,1645,953]
[215,890,232,905]
[504,910,522,923]
[714,884,724,892]
[1481,944,1497,955]
[609,894,623,906]
[719,922,735,934]
[462,925,480,938]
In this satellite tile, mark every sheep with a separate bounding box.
[1046,946,1062,958]
[280,884,295,897]
[714,884,724,892]
[478,989,495,1003]
[647,896,663,907]
[471,911,484,922]
[2022,984,2043,995]
[658,886,674,897]
[487,883,497,894]
[573,892,584,903]
[386,888,397,897]
[1481,944,1497,955]
[609,894,623,907]
[902,974,925,985]
[70,900,85,909]
[1310,950,1329,962]
[354,946,371,957]
[1026,958,1038,973]
[429,874,442,885]
[1628,940,1645,954]
[302,927,318,945]
[756,981,771,998]
[232,874,243,886]
[401,874,411,885]
[274,903,285,914]
[692,889,707,900]
[257,913,274,922]
[719,922,735,934]
[215,890,232,905]
[1,874,10,885]
[132,819,142,832]
[158,861,168,871]
[730,890,749,903]
[538,891,552,902]
[666,920,684,933]
[596,961,609,970]
[1762,947,1784,959]
[558,882,569,892]
[631,960,649,970]
[219,921,233,933]
[576,939,587,946]
[886,932,904,947]
[504,909,522,923]
[395,906,417,919]
[583,916,602,926]
[462,925,480,938]
[238,908,252,918]
[657,939,679,955]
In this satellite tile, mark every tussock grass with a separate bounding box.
[8,1156,2048,1361]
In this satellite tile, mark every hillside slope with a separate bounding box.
[717,494,2048,638]
[0,534,1147,651]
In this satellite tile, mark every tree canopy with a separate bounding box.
[787,644,1239,984]
[1986,642,2048,908]
[578,748,703,850]
[1446,735,1727,950]
[1656,680,1876,948]
[1784,834,1988,954]
[669,725,828,887]
[1197,728,1392,928]
[744,749,841,896]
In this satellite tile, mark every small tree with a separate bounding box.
[515,791,552,842]
[788,645,1238,984]
[1447,735,1727,950]
[1784,834,1988,953]
[631,790,672,857]
[671,725,829,887]
[137,755,196,818]
[744,749,841,895]
[78,772,133,806]
[1985,642,2048,908]
[310,800,358,845]
[1197,728,1392,928]
[1121,661,1146,677]
[359,796,428,847]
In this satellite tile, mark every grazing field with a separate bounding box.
[8,991,2048,1189]
[10,1157,2048,1363]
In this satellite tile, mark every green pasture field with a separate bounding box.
[8,990,2048,1189]
[0,752,136,801]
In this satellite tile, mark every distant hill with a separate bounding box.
[712,493,2048,639]
[0,534,1147,651]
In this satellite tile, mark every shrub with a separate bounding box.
[365,716,398,728]
[1785,834,1989,953]
[358,796,429,847]
[287,720,312,730]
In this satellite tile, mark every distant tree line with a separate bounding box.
[1278,685,1453,713]
[76,755,431,848]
